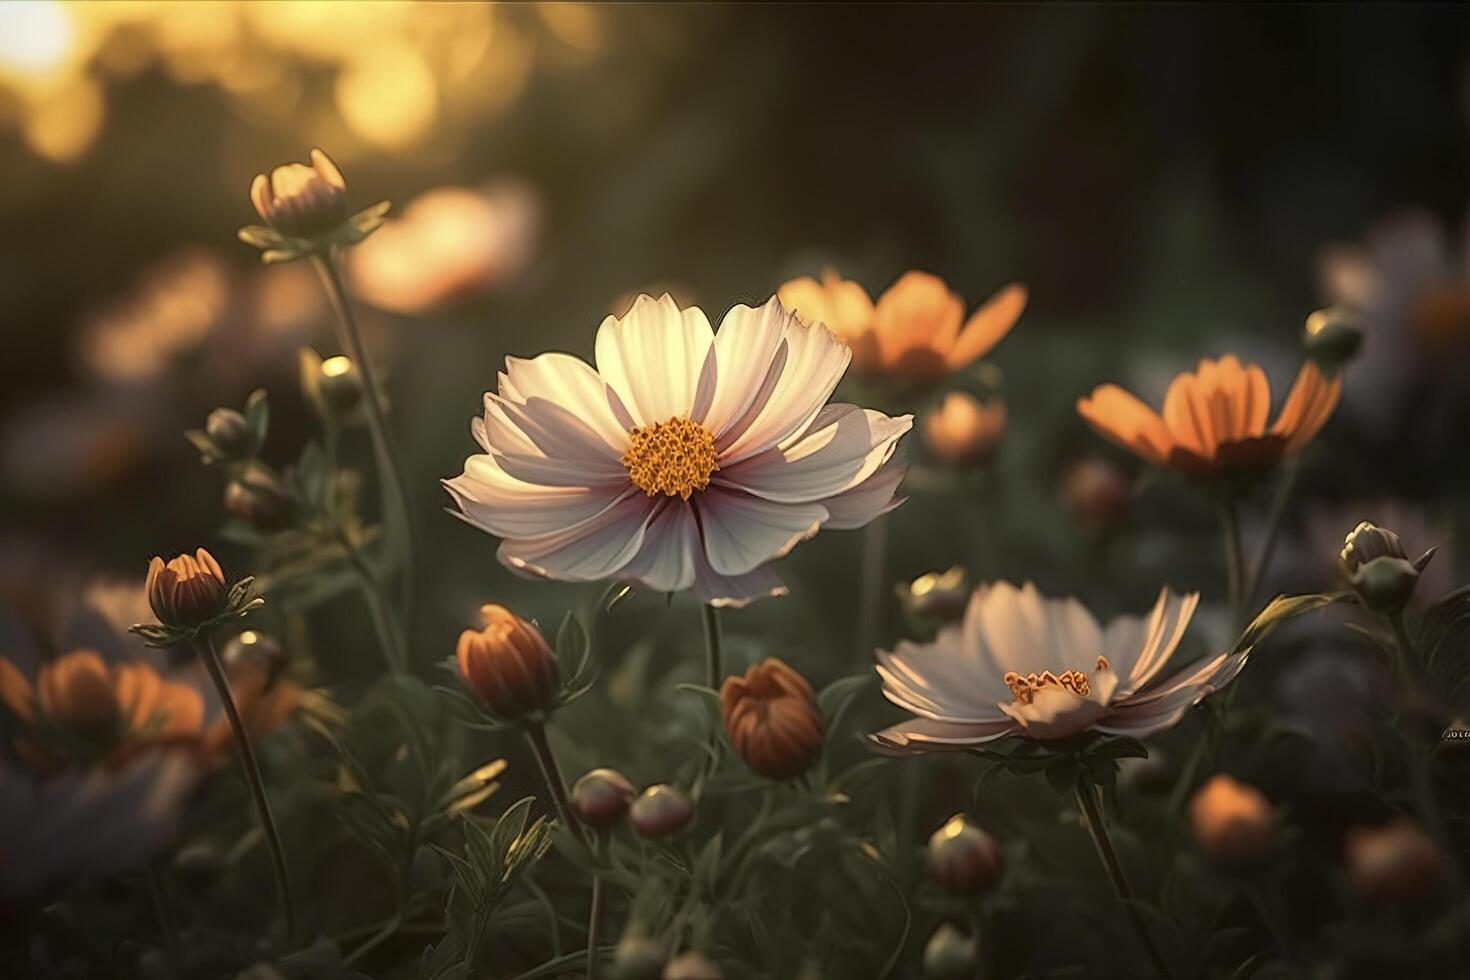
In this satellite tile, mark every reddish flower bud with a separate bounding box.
[224,466,293,533]
[1189,774,1279,863]
[1345,818,1443,903]
[571,767,637,829]
[719,658,824,780]
[455,603,559,720]
[629,784,693,839]
[146,548,228,629]
[1059,455,1131,530]
[204,408,255,462]
[926,814,1004,895]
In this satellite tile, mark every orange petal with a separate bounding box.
[1162,371,1214,458]
[250,174,272,222]
[872,271,963,367]
[0,658,36,722]
[113,662,162,732]
[1077,385,1172,466]
[946,282,1028,370]
[1273,362,1342,455]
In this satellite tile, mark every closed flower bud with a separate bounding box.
[922,392,1006,466]
[612,933,666,980]
[1344,818,1442,902]
[146,549,228,629]
[719,658,824,780]
[629,784,694,839]
[571,767,637,829]
[664,952,721,980]
[300,349,366,420]
[455,604,559,720]
[1340,521,1409,569]
[1303,307,1364,371]
[1341,522,1436,613]
[926,814,1003,895]
[1189,774,1279,863]
[251,149,349,240]
[1059,456,1131,530]
[224,467,293,533]
[923,923,979,980]
[204,408,256,462]
[898,566,969,621]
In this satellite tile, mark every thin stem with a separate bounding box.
[1243,460,1299,607]
[855,517,890,661]
[1218,496,1245,628]
[585,873,606,980]
[344,913,401,968]
[145,864,182,977]
[525,720,587,847]
[700,603,723,690]
[1074,777,1172,980]
[345,542,408,674]
[196,632,297,946]
[311,252,417,645]
[506,947,619,980]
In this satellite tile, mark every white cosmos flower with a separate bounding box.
[872,582,1240,749]
[444,294,913,606]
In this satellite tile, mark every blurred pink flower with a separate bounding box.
[445,294,911,606]
[872,583,1240,749]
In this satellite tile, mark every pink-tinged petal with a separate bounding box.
[619,499,699,593]
[478,394,539,456]
[695,490,826,577]
[717,302,852,464]
[877,625,1013,716]
[997,687,1106,740]
[968,581,1064,676]
[869,716,1017,755]
[1115,589,1200,696]
[594,294,714,426]
[717,405,912,503]
[699,298,791,437]
[499,352,632,452]
[490,394,625,471]
[691,550,788,608]
[443,455,625,539]
[497,492,656,582]
[820,459,907,529]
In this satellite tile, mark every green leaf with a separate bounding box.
[818,673,875,733]
[244,388,269,447]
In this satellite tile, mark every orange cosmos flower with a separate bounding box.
[778,270,1027,380]
[1077,356,1342,479]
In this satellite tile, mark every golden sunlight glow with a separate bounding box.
[335,43,437,149]
[939,814,967,840]
[321,355,353,378]
[0,1,74,76]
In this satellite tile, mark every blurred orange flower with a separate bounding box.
[778,270,1026,380]
[922,392,1006,466]
[1188,774,1279,862]
[1077,356,1341,480]
[719,657,824,779]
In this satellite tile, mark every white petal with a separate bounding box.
[869,717,1017,754]
[997,687,1106,739]
[594,294,714,426]
[1116,589,1200,696]
[969,582,1065,675]
[876,625,1013,718]
[699,298,791,437]
[717,300,852,464]
[487,395,630,488]
[695,490,826,577]
[820,460,907,529]
[716,405,912,503]
[619,498,699,593]
[444,455,624,539]
[497,491,656,582]
[691,550,788,608]
[499,352,632,452]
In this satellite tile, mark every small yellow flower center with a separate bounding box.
[1004,657,1110,705]
[621,417,719,500]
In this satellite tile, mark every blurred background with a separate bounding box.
[2,0,1469,651]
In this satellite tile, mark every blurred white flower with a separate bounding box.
[872,583,1237,749]
[445,294,912,606]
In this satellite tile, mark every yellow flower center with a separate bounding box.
[1004,657,1110,705]
[621,417,719,499]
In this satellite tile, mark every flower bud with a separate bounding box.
[923,923,979,980]
[612,933,665,980]
[146,549,228,629]
[1340,521,1409,569]
[571,767,637,829]
[897,566,969,622]
[664,952,721,980]
[455,604,560,720]
[1189,774,1279,863]
[1351,557,1421,613]
[1344,818,1442,902]
[629,784,694,839]
[926,814,1003,895]
[250,148,350,240]
[204,408,256,462]
[224,467,293,533]
[1059,455,1131,530]
[300,349,365,420]
[719,658,824,780]
[1303,307,1363,371]
[922,392,1006,466]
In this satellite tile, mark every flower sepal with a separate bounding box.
[969,732,1150,799]
[130,576,264,648]
[186,389,269,469]
[238,200,391,265]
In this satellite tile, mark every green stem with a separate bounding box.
[311,252,417,645]
[525,720,586,847]
[196,632,297,947]
[145,864,182,977]
[1218,496,1245,629]
[1243,461,1299,607]
[1074,777,1172,980]
[345,541,408,673]
[586,873,606,980]
[701,604,724,779]
[855,517,890,661]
